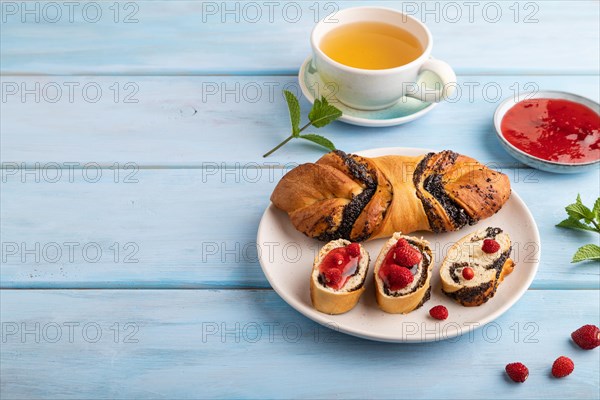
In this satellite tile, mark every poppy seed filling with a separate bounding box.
[444,248,512,304]
[317,150,379,241]
[414,151,477,232]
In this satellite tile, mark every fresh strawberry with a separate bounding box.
[346,243,361,258]
[393,244,422,267]
[551,356,574,378]
[396,238,409,248]
[505,362,529,383]
[462,267,475,280]
[429,305,449,320]
[323,268,342,288]
[386,264,414,291]
[482,238,500,254]
[571,324,600,350]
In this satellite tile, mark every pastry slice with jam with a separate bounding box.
[310,240,370,315]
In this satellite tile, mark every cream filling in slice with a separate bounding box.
[440,228,511,293]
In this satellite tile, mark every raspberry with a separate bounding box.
[386,264,414,291]
[482,239,500,254]
[551,356,574,378]
[346,243,361,258]
[323,269,342,287]
[505,362,529,383]
[429,305,448,320]
[571,324,600,350]
[393,244,422,267]
[462,267,475,280]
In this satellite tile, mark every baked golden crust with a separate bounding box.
[443,155,512,221]
[374,281,431,314]
[270,162,359,239]
[270,162,360,212]
[317,152,394,241]
[271,150,511,241]
[310,279,366,315]
[369,155,430,239]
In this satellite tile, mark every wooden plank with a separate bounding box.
[1,289,598,399]
[2,75,598,166]
[1,1,598,75]
[1,167,598,289]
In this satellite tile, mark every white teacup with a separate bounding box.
[311,6,456,110]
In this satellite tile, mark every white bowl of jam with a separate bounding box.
[494,91,600,173]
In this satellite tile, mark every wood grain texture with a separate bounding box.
[2,167,598,289]
[2,75,598,166]
[1,289,599,399]
[2,1,599,397]
[1,1,598,75]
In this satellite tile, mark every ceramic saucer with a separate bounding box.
[298,56,438,127]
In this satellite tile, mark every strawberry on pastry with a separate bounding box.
[374,232,433,314]
[385,265,414,291]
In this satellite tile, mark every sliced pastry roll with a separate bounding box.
[310,239,369,315]
[440,227,514,306]
[374,233,433,314]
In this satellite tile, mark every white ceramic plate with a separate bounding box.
[258,147,541,342]
[298,56,437,127]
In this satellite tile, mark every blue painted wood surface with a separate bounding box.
[1,75,598,166]
[1,1,599,75]
[1,1,599,398]
[1,290,599,399]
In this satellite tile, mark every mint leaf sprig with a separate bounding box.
[263,90,342,157]
[556,194,600,263]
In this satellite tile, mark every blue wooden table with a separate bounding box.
[1,1,599,398]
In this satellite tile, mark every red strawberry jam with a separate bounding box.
[378,239,421,291]
[501,98,600,164]
[319,243,362,290]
